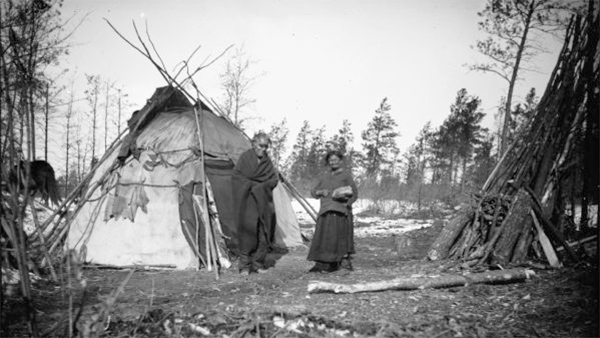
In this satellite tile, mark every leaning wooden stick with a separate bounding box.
[28,200,58,282]
[280,179,318,222]
[308,268,535,294]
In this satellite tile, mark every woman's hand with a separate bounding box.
[317,189,330,198]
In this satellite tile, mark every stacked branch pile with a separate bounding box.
[428,8,599,267]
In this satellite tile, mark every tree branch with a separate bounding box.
[179,44,233,87]
[173,44,202,81]
[103,18,170,85]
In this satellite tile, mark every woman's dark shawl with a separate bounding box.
[232,149,278,255]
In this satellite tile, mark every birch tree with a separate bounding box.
[219,47,259,130]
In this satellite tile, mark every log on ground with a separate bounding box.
[307,268,535,294]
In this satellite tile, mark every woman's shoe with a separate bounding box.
[316,262,339,273]
[309,261,341,273]
[340,259,353,271]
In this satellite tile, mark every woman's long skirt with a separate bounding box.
[307,211,354,263]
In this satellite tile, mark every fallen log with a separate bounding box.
[307,268,535,294]
[83,263,177,270]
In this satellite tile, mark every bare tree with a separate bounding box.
[116,87,129,135]
[73,124,87,183]
[219,47,260,129]
[103,79,115,152]
[64,86,76,192]
[40,79,65,161]
[0,2,77,334]
[84,74,101,165]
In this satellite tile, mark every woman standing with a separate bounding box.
[308,150,358,273]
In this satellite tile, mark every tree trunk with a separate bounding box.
[511,223,534,263]
[492,190,533,265]
[117,89,122,135]
[28,88,36,160]
[500,0,534,155]
[461,157,467,194]
[91,95,97,165]
[65,117,71,193]
[44,82,49,161]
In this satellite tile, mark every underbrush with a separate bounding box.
[355,198,453,220]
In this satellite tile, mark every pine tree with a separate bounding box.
[328,119,353,154]
[405,122,432,186]
[306,126,326,179]
[451,89,486,193]
[268,118,289,170]
[469,0,574,155]
[328,119,356,171]
[508,87,538,144]
[469,135,496,189]
[426,89,486,197]
[360,98,400,175]
[289,121,313,183]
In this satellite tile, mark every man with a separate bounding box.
[232,132,279,275]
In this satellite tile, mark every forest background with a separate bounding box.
[1,0,585,212]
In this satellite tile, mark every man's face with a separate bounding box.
[253,138,269,158]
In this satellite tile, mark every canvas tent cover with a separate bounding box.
[67,87,303,269]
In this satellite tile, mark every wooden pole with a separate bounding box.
[524,185,578,261]
[530,210,561,268]
[280,179,318,222]
[194,105,219,279]
[28,200,58,282]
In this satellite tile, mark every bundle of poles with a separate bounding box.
[428,6,599,268]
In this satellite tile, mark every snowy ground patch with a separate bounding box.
[353,218,434,237]
[291,198,439,238]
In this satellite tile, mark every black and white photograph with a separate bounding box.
[1,0,598,337]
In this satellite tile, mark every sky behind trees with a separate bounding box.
[57,0,565,157]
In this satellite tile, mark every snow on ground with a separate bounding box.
[291,198,438,238]
[352,218,434,237]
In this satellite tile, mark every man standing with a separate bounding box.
[232,132,279,275]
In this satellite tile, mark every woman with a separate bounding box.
[308,150,358,273]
